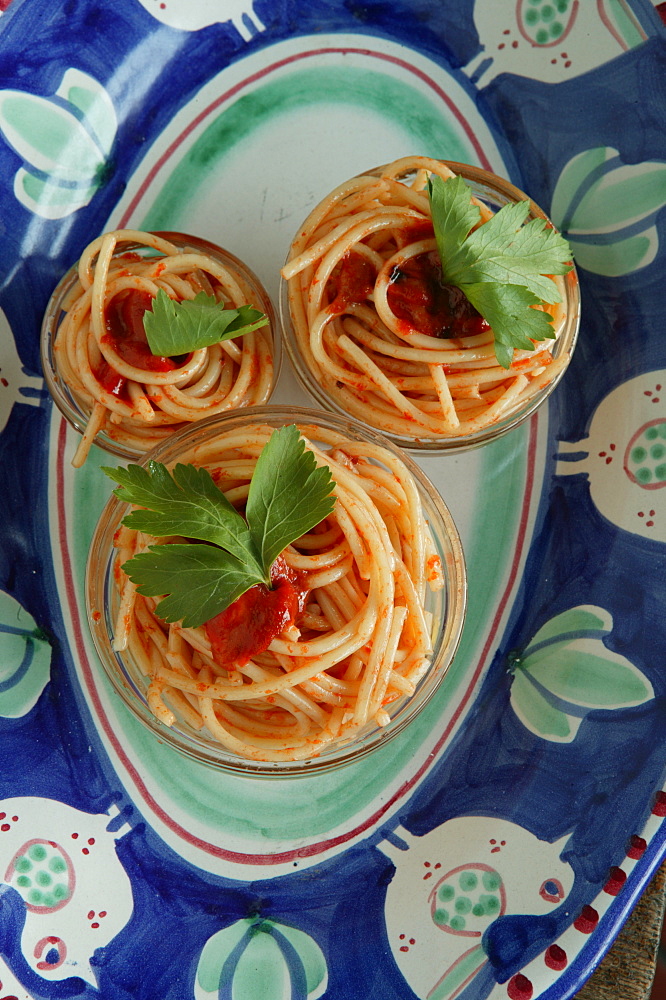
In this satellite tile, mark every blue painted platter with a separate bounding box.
[0,1,664,998]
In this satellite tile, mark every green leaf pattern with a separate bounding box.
[509,605,654,743]
[0,68,116,220]
[195,916,328,1000]
[550,146,666,276]
[0,590,51,718]
[511,670,582,743]
[56,67,116,155]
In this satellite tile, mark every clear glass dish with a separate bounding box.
[85,405,467,777]
[42,230,280,463]
[280,159,580,453]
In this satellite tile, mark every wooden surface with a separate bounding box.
[575,863,666,1000]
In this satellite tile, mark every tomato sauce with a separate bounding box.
[326,242,489,340]
[400,220,436,244]
[204,556,309,668]
[387,251,489,339]
[327,251,376,313]
[95,289,182,398]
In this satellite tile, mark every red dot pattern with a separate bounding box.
[511,791,666,988]
[507,973,533,999]
[603,866,627,896]
[652,791,666,816]
[574,905,599,934]
[627,835,647,860]
[545,944,567,971]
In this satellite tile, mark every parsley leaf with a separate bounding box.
[427,174,481,267]
[121,544,259,629]
[101,461,263,576]
[428,174,572,368]
[247,424,336,570]
[102,425,336,629]
[143,288,268,357]
[463,282,556,370]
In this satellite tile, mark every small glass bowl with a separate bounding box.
[280,160,580,453]
[41,231,280,462]
[85,405,467,777]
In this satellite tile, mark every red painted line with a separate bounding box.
[118,45,492,228]
[56,412,539,865]
[56,420,171,831]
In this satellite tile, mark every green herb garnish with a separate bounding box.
[428,174,573,368]
[102,425,336,628]
[143,288,268,357]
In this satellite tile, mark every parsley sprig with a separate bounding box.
[102,425,336,629]
[428,174,573,368]
[143,288,268,357]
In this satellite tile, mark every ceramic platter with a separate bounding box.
[0,1,665,997]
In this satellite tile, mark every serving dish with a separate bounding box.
[0,1,664,997]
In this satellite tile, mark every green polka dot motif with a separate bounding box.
[627,421,666,486]
[8,843,71,909]
[522,0,569,43]
[431,867,504,933]
[459,871,478,892]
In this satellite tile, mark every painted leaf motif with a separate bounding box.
[14,168,97,221]
[567,230,657,277]
[271,924,328,998]
[0,89,105,181]
[550,146,666,275]
[510,670,582,744]
[0,591,51,718]
[565,162,666,234]
[55,67,117,156]
[197,919,250,994]
[509,605,654,742]
[195,917,327,1000]
[524,605,611,654]
[0,68,117,219]
[232,933,291,1000]
[550,148,611,228]
[525,639,654,709]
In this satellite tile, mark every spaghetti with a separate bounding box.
[282,156,572,443]
[48,229,275,467]
[109,420,448,762]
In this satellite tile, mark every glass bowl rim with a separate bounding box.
[41,229,282,462]
[85,403,468,777]
[279,159,580,455]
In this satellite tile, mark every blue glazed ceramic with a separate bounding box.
[0,1,664,997]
